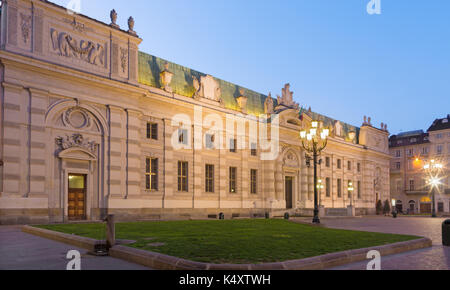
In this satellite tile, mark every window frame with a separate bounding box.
[205,164,215,193]
[229,167,237,193]
[177,161,189,192]
[145,157,158,191]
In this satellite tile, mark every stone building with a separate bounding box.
[0,0,391,224]
[389,115,450,215]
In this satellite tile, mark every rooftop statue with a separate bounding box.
[277,84,299,109]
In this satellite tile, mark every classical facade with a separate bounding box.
[389,115,450,215]
[0,0,391,224]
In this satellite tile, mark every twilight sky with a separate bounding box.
[52,0,450,134]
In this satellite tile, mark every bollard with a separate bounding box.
[443,220,450,247]
[105,214,116,250]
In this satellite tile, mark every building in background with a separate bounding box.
[389,115,450,215]
[0,0,391,224]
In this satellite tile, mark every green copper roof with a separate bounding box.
[138,51,269,116]
[307,111,360,143]
[138,51,360,141]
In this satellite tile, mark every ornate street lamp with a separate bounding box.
[300,121,329,224]
[423,159,444,218]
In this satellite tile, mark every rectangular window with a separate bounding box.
[250,169,257,194]
[357,181,361,199]
[437,145,443,155]
[229,167,237,193]
[437,133,443,139]
[438,202,444,213]
[357,163,361,173]
[337,179,342,198]
[396,162,401,170]
[347,161,352,171]
[178,129,188,145]
[407,149,414,157]
[145,158,158,191]
[396,150,401,158]
[326,178,331,197]
[337,159,342,169]
[422,147,429,155]
[178,161,189,192]
[205,164,214,193]
[251,143,257,156]
[230,139,237,153]
[146,123,158,140]
[205,134,215,149]
[325,157,330,168]
[409,179,415,191]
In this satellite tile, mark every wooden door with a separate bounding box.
[285,177,293,209]
[68,174,87,220]
[420,203,432,214]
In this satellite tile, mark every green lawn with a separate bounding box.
[37,219,420,264]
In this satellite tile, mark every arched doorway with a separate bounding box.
[396,200,403,213]
[408,200,416,214]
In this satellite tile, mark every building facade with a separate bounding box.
[389,116,450,215]
[0,0,391,224]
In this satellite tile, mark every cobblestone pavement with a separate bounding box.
[313,216,450,270]
[0,226,150,270]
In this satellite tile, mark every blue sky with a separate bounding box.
[52,0,450,134]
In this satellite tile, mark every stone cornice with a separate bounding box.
[0,50,145,99]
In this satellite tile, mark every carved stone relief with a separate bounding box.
[195,75,222,102]
[20,13,32,44]
[50,29,105,66]
[283,150,299,168]
[56,134,97,154]
[120,47,128,73]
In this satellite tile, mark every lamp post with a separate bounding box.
[300,121,329,224]
[423,159,443,218]
[317,179,324,207]
[348,181,354,207]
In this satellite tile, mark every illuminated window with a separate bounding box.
[145,158,158,191]
[229,167,237,193]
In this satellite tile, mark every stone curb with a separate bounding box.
[23,225,432,270]
[22,225,100,252]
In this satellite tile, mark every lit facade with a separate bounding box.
[0,0,391,224]
[389,116,450,214]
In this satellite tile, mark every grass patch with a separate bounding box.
[37,219,420,264]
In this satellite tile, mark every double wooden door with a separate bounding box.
[68,174,87,220]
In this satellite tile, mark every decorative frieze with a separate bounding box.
[50,28,105,66]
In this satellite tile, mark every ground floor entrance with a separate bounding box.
[420,203,432,214]
[285,177,293,209]
[68,174,87,221]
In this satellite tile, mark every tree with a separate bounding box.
[376,200,383,215]
[383,200,391,216]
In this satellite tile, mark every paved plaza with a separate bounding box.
[0,226,150,270]
[318,216,450,270]
[1,217,448,270]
